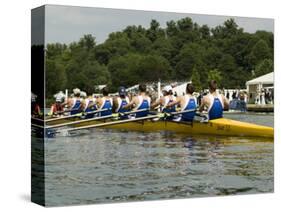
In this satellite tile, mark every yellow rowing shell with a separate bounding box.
[61,118,273,138]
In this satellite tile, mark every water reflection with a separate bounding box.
[43,128,273,206]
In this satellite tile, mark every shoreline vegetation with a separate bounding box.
[42,17,273,103]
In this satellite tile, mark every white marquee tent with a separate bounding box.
[246,72,273,86]
[246,72,274,103]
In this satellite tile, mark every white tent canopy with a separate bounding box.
[246,72,274,104]
[246,72,273,86]
[172,82,188,96]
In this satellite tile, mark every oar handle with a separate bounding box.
[46,108,111,122]
[83,108,112,116]
[65,114,159,132]
[46,114,113,129]
[167,109,196,116]
[118,108,149,117]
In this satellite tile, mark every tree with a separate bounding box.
[175,43,205,80]
[46,59,67,98]
[191,66,202,92]
[137,54,171,82]
[151,37,174,60]
[94,44,111,64]
[78,34,96,51]
[249,39,271,66]
[130,34,152,53]
[212,18,241,39]
[82,61,111,93]
[217,54,238,87]
[255,59,273,77]
[166,20,178,37]
[146,19,165,42]
[177,17,193,32]
[44,16,274,101]
[107,54,141,90]
[207,69,222,86]
[255,30,274,49]
[46,43,67,59]
[199,25,210,40]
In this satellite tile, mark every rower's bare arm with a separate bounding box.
[96,98,102,108]
[81,100,86,110]
[223,95,229,110]
[49,105,54,115]
[123,97,136,109]
[168,97,181,107]
[199,97,207,112]
[151,98,161,109]
[61,102,67,107]
[88,101,95,109]
[112,97,118,112]
[65,98,72,108]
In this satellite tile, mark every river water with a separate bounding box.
[36,113,274,206]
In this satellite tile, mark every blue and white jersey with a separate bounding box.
[134,95,151,118]
[99,97,113,116]
[116,97,130,113]
[180,95,197,122]
[207,93,224,120]
[161,95,176,113]
[84,98,97,118]
[70,97,81,115]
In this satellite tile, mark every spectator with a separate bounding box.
[226,91,230,99]
[232,91,237,100]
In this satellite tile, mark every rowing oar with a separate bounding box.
[118,108,149,116]
[46,108,150,129]
[31,123,44,128]
[45,108,111,123]
[64,114,160,132]
[162,108,197,119]
[163,109,210,122]
[195,112,208,120]
[53,107,80,115]
[169,109,196,116]
[45,114,114,129]
[31,117,44,122]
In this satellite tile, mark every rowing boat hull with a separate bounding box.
[60,118,273,138]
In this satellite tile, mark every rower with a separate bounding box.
[151,85,176,119]
[81,91,97,119]
[67,88,82,115]
[82,92,98,119]
[113,86,130,118]
[31,92,41,117]
[48,91,65,116]
[168,83,197,122]
[123,84,151,118]
[96,87,113,116]
[199,80,229,120]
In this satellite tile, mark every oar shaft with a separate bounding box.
[31,117,44,122]
[31,123,44,128]
[169,109,196,116]
[66,115,159,132]
[46,114,113,129]
[45,108,110,122]
[120,108,149,115]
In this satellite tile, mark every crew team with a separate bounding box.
[46,80,229,121]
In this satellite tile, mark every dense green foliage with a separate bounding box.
[45,18,273,98]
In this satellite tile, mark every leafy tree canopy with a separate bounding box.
[45,18,273,98]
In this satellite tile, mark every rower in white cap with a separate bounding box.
[81,91,97,118]
[151,85,176,118]
[48,91,65,116]
[31,92,42,117]
[66,88,82,115]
